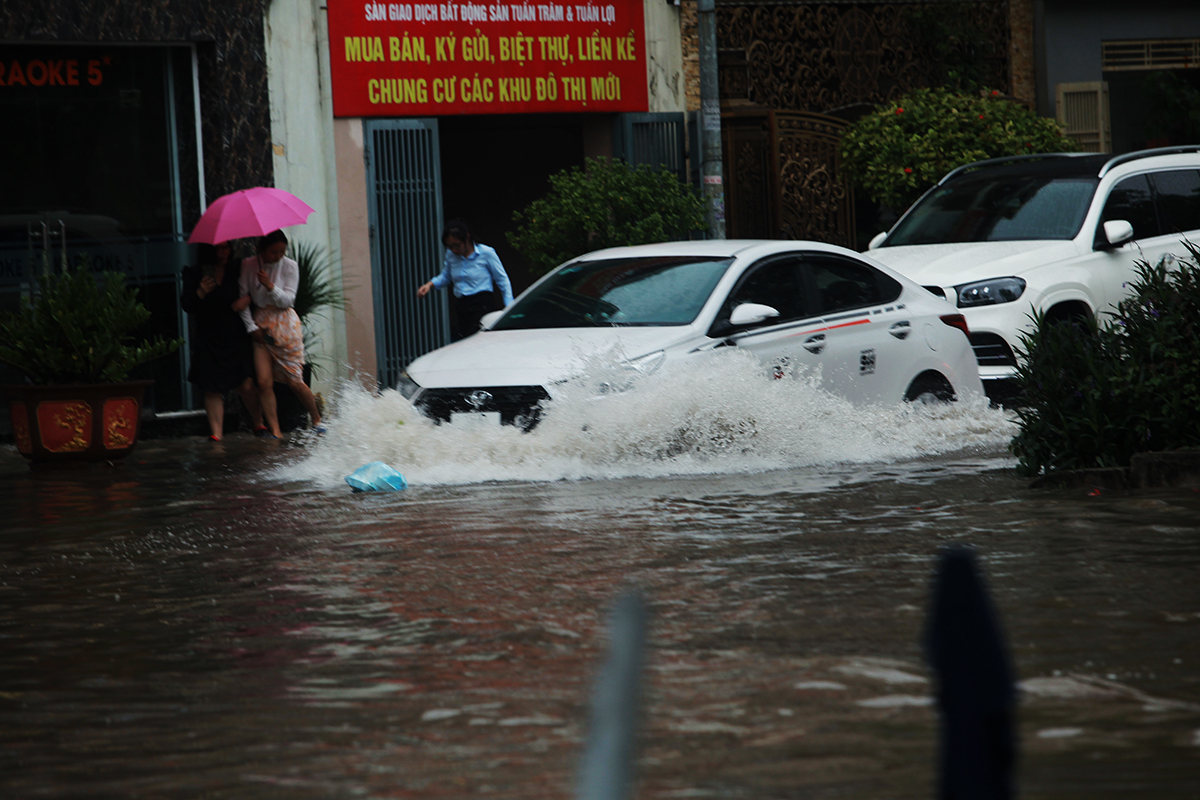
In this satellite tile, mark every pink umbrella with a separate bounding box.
[187,187,315,244]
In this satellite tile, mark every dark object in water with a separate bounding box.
[576,590,646,800]
[925,546,1017,800]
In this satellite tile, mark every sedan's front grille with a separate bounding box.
[415,385,551,431]
[969,332,1017,366]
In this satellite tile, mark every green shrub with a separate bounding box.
[1010,242,1200,476]
[290,241,348,380]
[840,87,1079,212]
[508,157,705,276]
[0,266,180,385]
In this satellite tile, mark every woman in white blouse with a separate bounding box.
[233,230,324,438]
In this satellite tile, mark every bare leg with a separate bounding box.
[285,376,323,428]
[254,344,282,437]
[236,377,263,429]
[203,391,225,439]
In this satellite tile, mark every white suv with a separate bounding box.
[865,146,1200,391]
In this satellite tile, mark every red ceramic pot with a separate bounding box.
[4,380,153,467]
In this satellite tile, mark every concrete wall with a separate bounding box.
[264,0,348,400]
[1036,0,1200,118]
[332,118,378,386]
[645,0,685,112]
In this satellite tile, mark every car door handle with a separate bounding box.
[889,321,912,340]
[803,334,826,354]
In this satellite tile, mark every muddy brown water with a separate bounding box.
[1,434,1198,799]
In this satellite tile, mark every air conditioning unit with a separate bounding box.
[1056,81,1110,153]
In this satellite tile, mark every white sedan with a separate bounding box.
[397,240,984,429]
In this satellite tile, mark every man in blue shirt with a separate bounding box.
[418,219,515,340]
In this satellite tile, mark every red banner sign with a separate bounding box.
[327,0,648,116]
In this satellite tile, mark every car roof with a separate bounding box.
[572,239,860,261]
[943,153,1109,183]
[942,145,1200,185]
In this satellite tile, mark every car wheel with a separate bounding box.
[1042,301,1095,336]
[904,371,956,404]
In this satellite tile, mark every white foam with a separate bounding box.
[420,708,461,721]
[834,663,928,685]
[277,351,1017,489]
[1037,727,1083,739]
[856,695,933,708]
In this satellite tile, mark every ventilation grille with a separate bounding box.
[1056,82,1110,153]
[1103,39,1200,71]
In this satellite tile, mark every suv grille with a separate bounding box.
[969,333,1017,367]
[415,385,551,431]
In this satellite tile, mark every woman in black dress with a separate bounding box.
[181,242,263,440]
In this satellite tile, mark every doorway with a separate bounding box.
[437,114,586,293]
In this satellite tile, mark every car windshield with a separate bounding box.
[492,256,734,329]
[884,175,1099,245]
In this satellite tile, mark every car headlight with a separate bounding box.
[395,370,422,400]
[955,277,1026,307]
[624,350,665,375]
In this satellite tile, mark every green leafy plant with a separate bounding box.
[290,241,347,379]
[509,157,705,276]
[840,87,1079,213]
[0,266,180,385]
[904,5,995,93]
[1010,242,1200,476]
[1143,71,1200,144]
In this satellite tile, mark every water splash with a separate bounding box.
[277,350,1017,488]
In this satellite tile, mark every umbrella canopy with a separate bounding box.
[187,187,315,244]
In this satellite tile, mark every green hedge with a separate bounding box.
[1010,243,1200,476]
[840,87,1079,212]
[508,157,705,277]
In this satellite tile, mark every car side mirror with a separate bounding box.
[479,310,504,330]
[867,231,888,250]
[728,302,781,327]
[1101,219,1134,249]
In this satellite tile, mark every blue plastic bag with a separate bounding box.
[345,461,408,492]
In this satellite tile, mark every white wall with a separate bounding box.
[264,0,348,401]
[333,117,377,386]
[644,0,685,112]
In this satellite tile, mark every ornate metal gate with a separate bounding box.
[722,110,778,239]
[721,110,854,246]
[775,112,853,245]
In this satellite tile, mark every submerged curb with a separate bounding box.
[1030,450,1200,491]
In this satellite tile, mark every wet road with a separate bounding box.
[2,431,1199,799]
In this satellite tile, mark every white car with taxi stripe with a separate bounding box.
[397,240,984,429]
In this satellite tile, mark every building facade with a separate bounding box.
[5,0,1197,418]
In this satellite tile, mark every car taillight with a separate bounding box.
[940,314,970,336]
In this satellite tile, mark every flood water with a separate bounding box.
[2,367,1199,799]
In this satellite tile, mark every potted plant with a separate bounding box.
[0,265,181,467]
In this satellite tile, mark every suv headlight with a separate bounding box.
[955,277,1026,307]
[396,370,422,400]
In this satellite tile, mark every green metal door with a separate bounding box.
[365,118,449,389]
